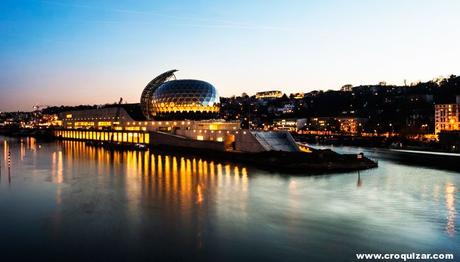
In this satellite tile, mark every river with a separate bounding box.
[0,136,458,261]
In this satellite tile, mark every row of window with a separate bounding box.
[54,130,150,144]
[437,124,460,130]
[436,112,460,117]
[437,118,460,122]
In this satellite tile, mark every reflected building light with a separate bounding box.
[234,166,240,184]
[234,166,240,177]
[20,139,25,161]
[210,162,215,178]
[3,140,8,162]
[172,156,178,178]
[37,139,254,222]
[203,160,208,177]
[57,151,63,184]
[52,151,56,178]
[157,155,163,178]
[192,159,197,176]
[186,159,192,189]
[150,154,156,176]
[225,164,231,185]
[143,151,149,175]
[241,167,248,191]
[126,151,136,176]
[196,184,204,204]
[445,183,456,236]
[198,159,203,178]
[217,164,223,186]
[180,157,187,193]
[164,155,171,190]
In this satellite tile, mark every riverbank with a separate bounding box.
[147,144,378,173]
[0,128,378,173]
[311,144,460,172]
[70,140,378,174]
[293,134,459,153]
[0,127,54,140]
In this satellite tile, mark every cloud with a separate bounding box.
[40,0,291,31]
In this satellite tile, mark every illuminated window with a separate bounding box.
[98,121,112,127]
[217,137,223,142]
[197,135,204,141]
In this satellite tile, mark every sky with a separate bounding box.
[1,0,459,111]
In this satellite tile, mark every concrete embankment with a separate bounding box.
[148,131,377,173]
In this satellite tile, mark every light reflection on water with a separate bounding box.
[0,137,459,261]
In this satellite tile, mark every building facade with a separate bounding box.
[54,70,300,153]
[255,90,283,99]
[273,118,307,132]
[435,103,460,134]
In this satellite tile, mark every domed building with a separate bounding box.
[140,70,220,120]
[55,70,300,154]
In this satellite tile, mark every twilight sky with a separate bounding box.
[1,0,459,111]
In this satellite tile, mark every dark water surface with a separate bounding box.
[0,137,458,261]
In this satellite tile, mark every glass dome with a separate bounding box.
[146,79,220,119]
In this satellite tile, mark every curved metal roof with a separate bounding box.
[140,69,178,119]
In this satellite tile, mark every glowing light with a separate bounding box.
[445,183,456,236]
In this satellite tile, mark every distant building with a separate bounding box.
[341,84,353,92]
[435,103,460,134]
[291,92,304,99]
[300,117,366,135]
[276,104,295,114]
[273,118,307,132]
[408,94,433,103]
[255,90,283,99]
[335,117,366,134]
[53,70,301,153]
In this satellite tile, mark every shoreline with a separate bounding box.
[0,130,378,174]
[293,134,459,154]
